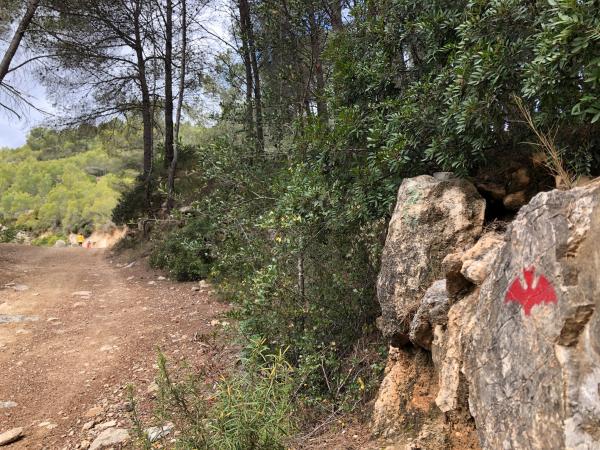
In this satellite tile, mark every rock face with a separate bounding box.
[433,290,479,414]
[372,347,439,437]
[409,280,449,349]
[466,180,600,449]
[459,232,503,285]
[377,175,485,342]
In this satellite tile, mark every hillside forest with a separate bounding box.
[1,0,600,448]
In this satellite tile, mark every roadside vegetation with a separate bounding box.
[1,0,600,447]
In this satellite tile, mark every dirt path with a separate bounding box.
[0,244,229,449]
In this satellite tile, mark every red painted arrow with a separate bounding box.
[505,267,557,316]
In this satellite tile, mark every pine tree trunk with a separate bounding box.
[238,0,255,142]
[163,0,175,169]
[167,0,187,212]
[239,0,264,152]
[309,10,328,121]
[0,0,40,84]
[331,0,343,31]
[133,0,153,198]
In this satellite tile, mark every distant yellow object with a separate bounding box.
[76,234,85,245]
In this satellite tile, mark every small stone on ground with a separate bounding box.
[0,427,24,446]
[0,401,17,409]
[89,428,129,450]
[145,422,174,442]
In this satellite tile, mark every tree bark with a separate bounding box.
[167,0,187,212]
[238,0,254,142]
[132,0,153,186]
[0,0,40,85]
[298,252,305,302]
[239,0,263,152]
[163,0,174,169]
[330,0,343,31]
[309,9,328,121]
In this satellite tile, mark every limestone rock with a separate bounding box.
[476,182,506,200]
[372,347,438,439]
[377,175,485,342]
[511,167,531,190]
[0,427,23,446]
[409,280,449,349]
[466,179,600,450]
[459,232,504,285]
[433,290,478,413]
[442,252,471,298]
[54,240,67,248]
[12,284,29,292]
[95,420,116,431]
[89,428,129,450]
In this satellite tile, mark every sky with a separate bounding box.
[0,1,231,149]
[0,78,55,148]
[0,24,57,149]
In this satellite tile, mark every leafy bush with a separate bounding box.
[149,219,214,281]
[161,130,387,412]
[208,340,295,449]
[0,226,17,243]
[111,179,148,226]
[32,233,67,247]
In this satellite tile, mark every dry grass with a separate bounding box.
[513,95,576,190]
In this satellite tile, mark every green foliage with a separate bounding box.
[324,0,600,177]
[149,219,214,281]
[158,126,386,412]
[0,122,139,233]
[0,226,17,243]
[111,179,149,226]
[131,338,296,449]
[208,340,295,450]
[31,233,67,247]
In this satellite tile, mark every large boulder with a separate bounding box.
[377,175,485,343]
[466,179,600,449]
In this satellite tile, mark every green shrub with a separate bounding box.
[131,338,296,450]
[208,340,296,450]
[32,233,67,247]
[149,219,214,281]
[112,179,149,226]
[0,226,17,243]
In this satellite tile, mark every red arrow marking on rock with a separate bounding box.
[505,267,557,316]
